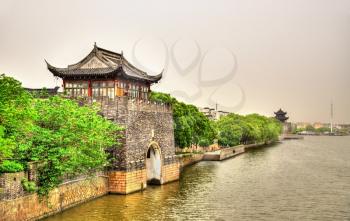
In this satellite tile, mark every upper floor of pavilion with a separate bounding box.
[46,43,162,100]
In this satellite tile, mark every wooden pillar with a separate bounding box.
[88,80,92,97]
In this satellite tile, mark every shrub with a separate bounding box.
[198,138,211,147]
[0,160,24,173]
[21,178,37,193]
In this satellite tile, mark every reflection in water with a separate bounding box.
[44,136,350,220]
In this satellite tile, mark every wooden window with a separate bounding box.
[116,81,126,97]
[65,81,88,97]
[128,83,140,99]
[92,81,115,98]
[140,86,149,100]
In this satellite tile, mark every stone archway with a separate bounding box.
[146,142,161,184]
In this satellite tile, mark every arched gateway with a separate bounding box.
[146,142,161,184]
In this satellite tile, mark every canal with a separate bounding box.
[44,136,350,220]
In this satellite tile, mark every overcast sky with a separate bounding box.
[1,0,349,123]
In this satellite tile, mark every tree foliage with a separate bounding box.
[305,125,316,132]
[0,74,122,196]
[150,91,282,149]
[0,74,34,161]
[31,96,122,195]
[217,113,282,146]
[0,160,24,173]
[150,92,217,148]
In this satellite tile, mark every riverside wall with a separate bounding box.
[0,175,108,221]
[178,154,204,171]
[219,145,245,160]
[177,142,273,167]
[202,142,273,161]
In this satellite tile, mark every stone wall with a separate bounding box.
[202,153,221,161]
[124,110,175,167]
[203,143,269,161]
[0,175,108,221]
[108,169,146,194]
[0,172,26,200]
[86,96,176,173]
[175,143,220,154]
[219,145,245,160]
[243,142,266,150]
[178,154,204,170]
[89,96,179,192]
[161,161,180,184]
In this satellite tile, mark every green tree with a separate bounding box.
[217,122,242,146]
[305,125,315,132]
[29,96,123,195]
[0,74,123,196]
[150,91,282,148]
[217,113,282,147]
[0,74,34,170]
[315,127,331,134]
[150,92,217,148]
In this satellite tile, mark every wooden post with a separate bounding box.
[88,80,92,97]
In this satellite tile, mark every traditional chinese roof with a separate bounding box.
[45,43,162,83]
[274,108,287,115]
[274,108,289,122]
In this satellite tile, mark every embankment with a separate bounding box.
[0,175,108,221]
[201,142,268,161]
[177,153,204,171]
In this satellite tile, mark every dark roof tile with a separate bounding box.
[46,44,162,83]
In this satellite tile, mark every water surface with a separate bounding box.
[44,136,350,220]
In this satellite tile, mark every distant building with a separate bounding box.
[199,107,229,121]
[338,124,350,129]
[199,107,216,120]
[274,108,291,134]
[24,86,60,97]
[311,122,330,129]
[295,122,309,129]
[296,122,331,130]
[274,108,289,123]
[313,122,325,129]
[217,110,230,120]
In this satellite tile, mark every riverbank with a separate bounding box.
[177,141,274,164]
[0,175,109,221]
[282,134,304,140]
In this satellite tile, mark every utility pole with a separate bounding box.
[330,101,334,134]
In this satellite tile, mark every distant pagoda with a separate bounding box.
[274,108,289,123]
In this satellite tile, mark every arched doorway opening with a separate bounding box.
[146,143,161,184]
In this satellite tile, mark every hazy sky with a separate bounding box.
[1,0,349,123]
